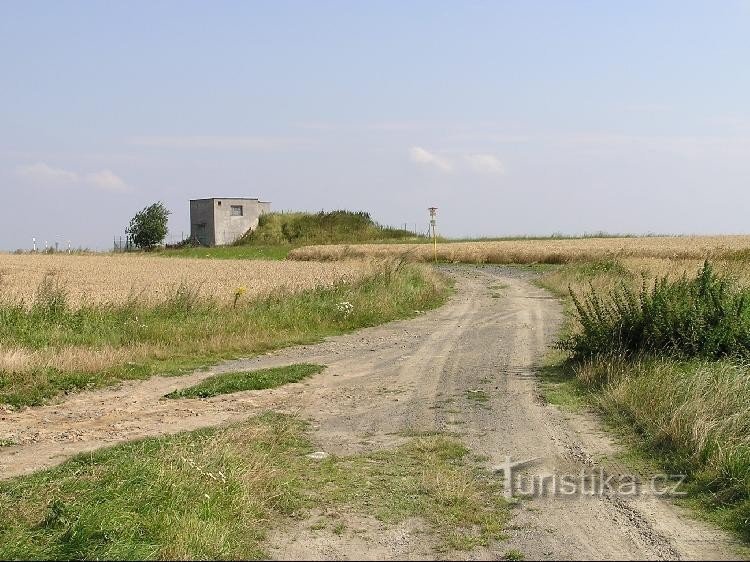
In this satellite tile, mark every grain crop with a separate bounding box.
[539,256,750,303]
[0,253,375,307]
[288,235,750,264]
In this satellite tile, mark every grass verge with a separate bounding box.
[0,413,509,559]
[165,364,325,399]
[0,262,449,407]
[537,260,750,542]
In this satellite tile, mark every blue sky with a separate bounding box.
[1,0,749,249]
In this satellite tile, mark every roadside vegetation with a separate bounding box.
[0,413,508,559]
[165,364,325,399]
[537,258,750,540]
[0,261,448,407]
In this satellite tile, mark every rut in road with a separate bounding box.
[0,266,743,560]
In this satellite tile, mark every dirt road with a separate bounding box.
[0,266,743,560]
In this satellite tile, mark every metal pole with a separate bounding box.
[428,207,438,264]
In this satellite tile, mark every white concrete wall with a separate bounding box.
[212,198,269,246]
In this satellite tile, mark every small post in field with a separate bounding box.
[428,206,438,263]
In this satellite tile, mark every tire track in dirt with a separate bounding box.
[0,266,743,560]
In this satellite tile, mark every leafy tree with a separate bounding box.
[126,202,171,249]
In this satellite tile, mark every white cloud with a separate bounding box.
[409,147,506,176]
[464,153,506,175]
[84,169,129,192]
[16,162,130,192]
[16,162,78,184]
[409,146,453,172]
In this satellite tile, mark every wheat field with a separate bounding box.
[0,253,375,306]
[288,235,750,263]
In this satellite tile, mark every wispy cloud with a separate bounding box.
[16,162,78,184]
[16,162,130,192]
[464,153,506,175]
[409,146,453,172]
[409,147,506,176]
[129,135,306,150]
[84,169,129,191]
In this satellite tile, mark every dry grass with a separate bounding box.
[539,256,750,300]
[0,253,375,307]
[288,235,750,264]
[0,344,153,375]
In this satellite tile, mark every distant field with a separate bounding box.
[288,235,750,263]
[0,254,373,306]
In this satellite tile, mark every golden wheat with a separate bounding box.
[537,256,750,300]
[0,254,375,307]
[288,235,750,264]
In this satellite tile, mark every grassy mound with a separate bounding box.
[235,210,422,246]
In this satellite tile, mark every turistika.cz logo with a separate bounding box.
[493,456,686,499]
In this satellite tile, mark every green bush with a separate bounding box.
[562,262,750,360]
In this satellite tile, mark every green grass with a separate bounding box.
[537,363,588,413]
[0,263,449,407]
[577,357,750,541]
[236,210,423,246]
[562,261,750,360]
[0,413,510,559]
[156,244,291,260]
[165,364,325,399]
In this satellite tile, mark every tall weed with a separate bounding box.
[562,262,750,360]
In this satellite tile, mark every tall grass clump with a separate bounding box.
[561,261,750,360]
[572,357,750,540]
